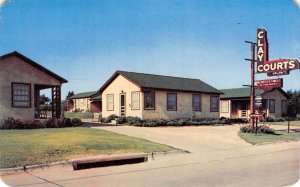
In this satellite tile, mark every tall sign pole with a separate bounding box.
[250,43,255,129]
[245,28,299,130]
[245,41,256,129]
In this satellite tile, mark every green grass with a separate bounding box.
[0,128,175,168]
[64,111,94,119]
[238,131,300,145]
[260,120,300,127]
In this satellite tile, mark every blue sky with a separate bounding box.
[1,0,299,98]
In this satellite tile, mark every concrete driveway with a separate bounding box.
[94,125,250,153]
[2,125,300,187]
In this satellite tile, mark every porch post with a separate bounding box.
[51,87,54,118]
[51,85,61,118]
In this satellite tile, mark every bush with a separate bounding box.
[126,116,142,125]
[108,114,118,121]
[44,118,59,128]
[71,118,82,127]
[116,116,127,124]
[240,125,275,134]
[0,117,44,129]
[0,117,81,130]
[61,118,72,127]
[100,117,111,123]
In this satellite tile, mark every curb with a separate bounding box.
[148,149,190,160]
[0,150,189,175]
[0,161,72,176]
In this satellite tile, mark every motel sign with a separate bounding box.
[256,28,300,76]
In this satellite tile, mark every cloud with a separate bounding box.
[293,0,300,8]
[0,0,10,8]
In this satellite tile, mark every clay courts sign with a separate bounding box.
[256,28,300,76]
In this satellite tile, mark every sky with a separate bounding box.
[1,0,300,99]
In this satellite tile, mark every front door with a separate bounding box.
[120,94,126,116]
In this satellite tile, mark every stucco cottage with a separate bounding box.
[0,51,67,120]
[98,71,223,119]
[220,88,288,119]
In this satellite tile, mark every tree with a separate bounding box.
[66,91,75,99]
[40,94,50,105]
[286,89,300,117]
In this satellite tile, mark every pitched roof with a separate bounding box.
[220,88,265,99]
[90,93,102,101]
[99,70,222,94]
[68,91,98,99]
[0,51,68,83]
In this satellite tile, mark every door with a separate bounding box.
[120,94,126,116]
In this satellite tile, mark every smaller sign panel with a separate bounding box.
[267,70,289,76]
[255,96,262,107]
[257,78,283,92]
[249,112,265,119]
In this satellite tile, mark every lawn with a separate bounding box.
[238,130,300,145]
[64,111,94,119]
[0,128,175,168]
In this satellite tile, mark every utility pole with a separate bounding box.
[245,41,256,129]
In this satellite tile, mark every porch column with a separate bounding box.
[52,85,61,118]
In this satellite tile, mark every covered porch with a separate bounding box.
[230,99,268,119]
[34,84,62,119]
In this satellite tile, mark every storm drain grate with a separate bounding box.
[72,154,148,170]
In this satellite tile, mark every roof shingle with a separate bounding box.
[220,88,265,99]
[99,71,222,94]
[68,91,98,99]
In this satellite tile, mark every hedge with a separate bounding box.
[0,117,82,130]
[112,116,232,127]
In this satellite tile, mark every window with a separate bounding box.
[281,100,287,114]
[220,100,229,113]
[269,99,275,113]
[131,92,140,110]
[144,91,155,110]
[167,93,177,111]
[192,94,202,111]
[12,83,31,108]
[106,94,114,111]
[210,96,219,112]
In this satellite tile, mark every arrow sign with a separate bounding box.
[249,113,265,119]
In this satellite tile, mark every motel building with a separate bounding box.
[98,71,223,119]
[0,51,67,120]
[67,91,102,113]
[220,88,288,119]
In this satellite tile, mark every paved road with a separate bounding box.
[1,125,300,187]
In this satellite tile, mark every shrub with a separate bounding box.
[71,118,82,127]
[116,116,127,124]
[0,117,81,129]
[0,117,45,129]
[100,117,111,123]
[126,116,142,125]
[142,119,161,127]
[108,114,118,121]
[44,118,59,128]
[61,118,72,127]
[240,125,253,133]
[240,125,275,134]
[258,125,275,134]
